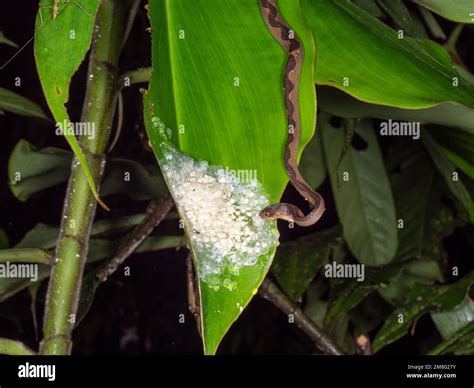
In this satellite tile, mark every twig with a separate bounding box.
[259,278,345,355]
[96,195,174,282]
[117,67,152,91]
[186,253,202,336]
[120,0,141,51]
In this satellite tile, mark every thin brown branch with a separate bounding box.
[259,278,345,355]
[96,195,174,282]
[186,253,202,337]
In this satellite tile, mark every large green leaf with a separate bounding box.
[0,87,48,119]
[303,0,474,109]
[144,0,317,354]
[320,114,398,265]
[34,0,103,206]
[373,272,474,352]
[413,0,474,23]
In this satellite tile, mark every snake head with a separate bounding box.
[259,204,279,220]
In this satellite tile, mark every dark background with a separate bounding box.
[0,0,473,355]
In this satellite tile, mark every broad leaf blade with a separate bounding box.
[34,0,103,205]
[320,114,398,266]
[303,0,474,109]
[144,0,317,354]
[0,87,48,119]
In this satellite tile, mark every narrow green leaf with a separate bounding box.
[145,0,316,354]
[319,86,474,134]
[377,0,413,33]
[324,279,377,328]
[0,338,36,355]
[0,87,48,119]
[421,131,474,220]
[0,266,50,303]
[413,0,474,23]
[15,224,59,250]
[34,0,103,207]
[428,126,474,179]
[0,248,51,264]
[428,321,474,355]
[303,0,474,109]
[390,141,456,266]
[320,114,398,266]
[0,31,18,47]
[373,272,474,352]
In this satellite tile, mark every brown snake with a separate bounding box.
[259,0,325,227]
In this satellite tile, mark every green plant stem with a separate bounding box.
[259,278,345,355]
[0,248,51,264]
[40,0,129,355]
[118,67,152,89]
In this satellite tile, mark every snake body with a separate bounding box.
[259,0,325,227]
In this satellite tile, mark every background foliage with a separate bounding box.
[0,0,473,355]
